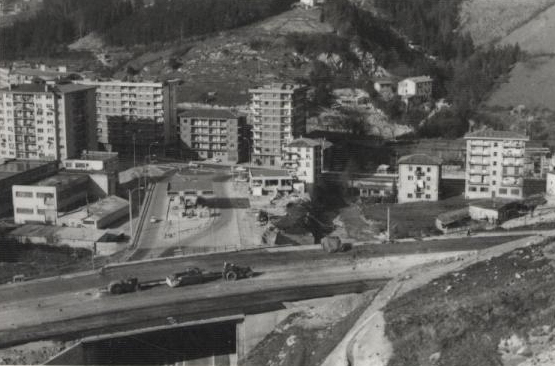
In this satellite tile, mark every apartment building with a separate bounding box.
[78,79,180,153]
[464,130,528,200]
[178,109,248,163]
[397,154,441,203]
[0,83,97,161]
[397,76,433,101]
[282,137,322,184]
[249,83,307,167]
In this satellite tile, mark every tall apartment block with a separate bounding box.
[78,79,180,154]
[464,130,528,200]
[0,83,97,161]
[178,109,248,163]
[249,83,307,167]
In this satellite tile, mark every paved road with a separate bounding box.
[130,172,243,260]
[0,235,522,305]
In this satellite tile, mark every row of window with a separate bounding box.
[15,191,54,199]
[407,193,432,199]
[15,207,46,215]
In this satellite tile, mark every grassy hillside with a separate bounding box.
[459,0,555,45]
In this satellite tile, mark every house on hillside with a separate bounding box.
[397,76,433,103]
[397,154,441,203]
[299,0,325,8]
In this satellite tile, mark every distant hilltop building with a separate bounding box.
[332,88,370,108]
[397,154,441,203]
[0,83,97,161]
[249,83,307,167]
[464,129,528,200]
[77,79,181,155]
[299,0,325,8]
[397,76,433,102]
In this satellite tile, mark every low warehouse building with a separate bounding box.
[58,195,129,229]
[469,199,526,225]
[249,169,293,196]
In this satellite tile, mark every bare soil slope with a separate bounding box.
[500,3,555,53]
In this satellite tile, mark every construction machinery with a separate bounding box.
[222,262,254,281]
[321,236,350,253]
[165,268,205,288]
[107,278,140,295]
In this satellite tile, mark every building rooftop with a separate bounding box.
[78,150,119,162]
[55,83,96,94]
[437,207,470,226]
[288,137,321,148]
[84,195,128,221]
[249,83,306,92]
[402,76,433,83]
[0,160,54,180]
[332,88,370,98]
[1,83,94,94]
[464,129,528,140]
[36,173,89,188]
[470,198,517,210]
[250,169,292,178]
[398,154,441,166]
[179,109,238,120]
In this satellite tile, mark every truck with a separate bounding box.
[165,267,205,288]
[222,262,254,281]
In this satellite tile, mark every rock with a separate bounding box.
[517,346,533,357]
[444,285,453,293]
[515,273,522,279]
[429,352,441,364]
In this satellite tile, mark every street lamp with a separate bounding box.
[128,186,144,241]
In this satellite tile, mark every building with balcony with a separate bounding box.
[249,83,307,167]
[12,173,90,225]
[464,129,529,200]
[0,83,97,161]
[397,76,433,102]
[282,137,322,184]
[178,109,248,163]
[78,79,180,153]
[397,154,441,203]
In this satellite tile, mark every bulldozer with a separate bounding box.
[107,278,140,295]
[222,262,254,281]
[165,267,205,288]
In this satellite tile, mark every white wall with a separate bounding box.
[397,164,440,203]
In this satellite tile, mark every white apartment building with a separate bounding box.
[397,76,433,101]
[78,79,180,152]
[0,83,97,161]
[464,130,528,200]
[397,154,441,203]
[282,137,322,184]
[249,83,307,167]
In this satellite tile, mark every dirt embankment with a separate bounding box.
[384,239,555,366]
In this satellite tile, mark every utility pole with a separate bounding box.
[386,206,391,243]
[128,189,133,239]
